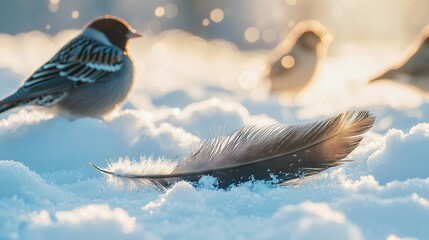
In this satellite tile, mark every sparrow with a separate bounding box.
[264,20,331,96]
[0,16,142,118]
[369,27,429,93]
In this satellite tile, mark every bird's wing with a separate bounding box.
[395,39,429,75]
[0,35,124,105]
[370,39,429,83]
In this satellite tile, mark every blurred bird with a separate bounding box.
[369,27,429,93]
[264,20,332,96]
[0,16,142,118]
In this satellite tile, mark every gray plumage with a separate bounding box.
[369,28,429,93]
[0,16,141,118]
[53,54,134,118]
[91,111,375,189]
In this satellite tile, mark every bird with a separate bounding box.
[369,26,429,93]
[91,111,375,189]
[0,16,142,119]
[264,20,332,97]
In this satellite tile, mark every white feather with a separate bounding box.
[105,157,177,188]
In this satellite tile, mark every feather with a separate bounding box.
[0,103,17,114]
[90,111,375,189]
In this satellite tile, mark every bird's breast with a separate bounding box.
[57,56,135,118]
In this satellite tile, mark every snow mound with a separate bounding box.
[22,204,156,240]
[0,160,70,203]
[0,29,428,239]
[368,123,429,183]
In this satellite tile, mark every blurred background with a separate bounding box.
[1,0,429,131]
[2,0,429,52]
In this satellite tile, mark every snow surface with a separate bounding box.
[0,30,428,240]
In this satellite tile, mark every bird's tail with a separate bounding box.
[0,102,17,114]
[369,70,395,83]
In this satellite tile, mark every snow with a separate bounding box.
[0,30,428,240]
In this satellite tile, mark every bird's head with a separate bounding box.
[295,21,332,51]
[297,31,323,50]
[86,16,143,50]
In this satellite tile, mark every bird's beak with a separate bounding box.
[127,29,143,39]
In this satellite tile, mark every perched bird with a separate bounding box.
[0,16,142,118]
[91,111,375,189]
[369,27,429,93]
[265,20,331,96]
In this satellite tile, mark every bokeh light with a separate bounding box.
[48,0,60,12]
[154,6,165,17]
[202,18,210,27]
[262,29,276,43]
[71,10,79,19]
[164,4,178,19]
[244,27,260,43]
[281,55,295,69]
[210,8,224,23]
[286,0,297,6]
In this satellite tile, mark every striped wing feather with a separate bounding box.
[0,35,123,106]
